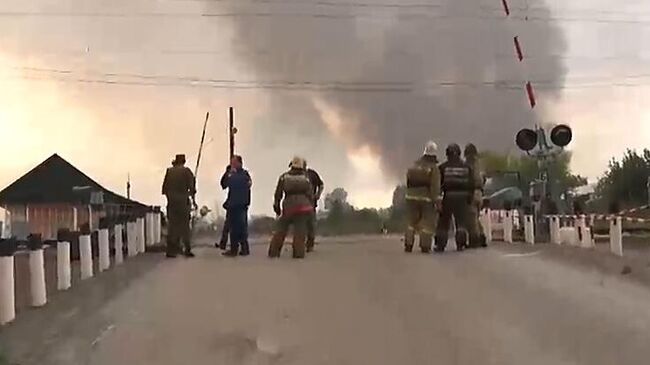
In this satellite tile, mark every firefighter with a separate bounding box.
[464,143,487,248]
[161,154,197,258]
[404,141,441,253]
[435,144,475,252]
[268,157,314,259]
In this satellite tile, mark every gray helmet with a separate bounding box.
[446,143,461,158]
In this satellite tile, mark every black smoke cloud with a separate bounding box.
[206,0,567,179]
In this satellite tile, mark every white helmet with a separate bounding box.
[423,141,438,156]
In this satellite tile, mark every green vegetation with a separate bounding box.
[595,149,650,210]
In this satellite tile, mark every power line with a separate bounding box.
[6,67,650,92]
[0,9,649,24]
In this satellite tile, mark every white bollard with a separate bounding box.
[0,255,15,325]
[503,210,513,243]
[524,215,535,244]
[98,228,110,272]
[29,248,47,307]
[483,208,493,243]
[114,225,124,265]
[137,217,146,253]
[146,213,155,247]
[580,227,595,248]
[57,241,71,290]
[127,222,138,257]
[79,234,93,280]
[550,216,561,245]
[609,217,623,256]
[155,212,162,244]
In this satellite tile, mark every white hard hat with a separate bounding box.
[423,141,438,156]
[290,156,306,169]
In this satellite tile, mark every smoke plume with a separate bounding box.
[207,0,567,178]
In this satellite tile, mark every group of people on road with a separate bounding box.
[161,153,324,259]
[404,141,487,253]
[161,140,484,259]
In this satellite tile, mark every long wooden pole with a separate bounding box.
[195,112,210,179]
[229,107,235,159]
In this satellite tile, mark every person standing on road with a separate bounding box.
[435,144,475,252]
[162,154,197,258]
[404,141,441,253]
[304,161,324,252]
[216,165,232,251]
[221,155,252,257]
[268,157,314,259]
[464,143,487,249]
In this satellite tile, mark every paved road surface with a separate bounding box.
[2,237,650,364]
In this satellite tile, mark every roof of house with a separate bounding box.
[0,154,147,207]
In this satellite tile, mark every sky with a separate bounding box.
[0,0,649,215]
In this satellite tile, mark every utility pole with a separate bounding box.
[126,173,131,199]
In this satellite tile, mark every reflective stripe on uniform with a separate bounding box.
[421,229,434,235]
[407,226,416,231]
[405,195,433,202]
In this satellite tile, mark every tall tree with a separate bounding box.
[596,149,650,208]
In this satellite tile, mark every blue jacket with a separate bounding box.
[221,168,251,210]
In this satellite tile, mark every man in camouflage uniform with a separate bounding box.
[268,157,314,259]
[435,144,475,252]
[404,141,441,253]
[162,154,197,258]
[464,143,487,248]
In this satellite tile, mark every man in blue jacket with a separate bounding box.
[221,155,252,257]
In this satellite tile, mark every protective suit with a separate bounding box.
[268,157,314,259]
[464,143,487,248]
[404,141,441,253]
[435,144,475,252]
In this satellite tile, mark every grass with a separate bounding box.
[0,350,7,365]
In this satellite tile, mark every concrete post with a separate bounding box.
[609,217,623,256]
[98,228,110,272]
[524,215,535,244]
[483,208,493,243]
[29,248,47,307]
[137,217,146,253]
[0,254,15,325]
[550,216,561,245]
[503,210,513,243]
[155,212,162,244]
[580,226,594,248]
[127,221,137,257]
[57,241,71,290]
[79,234,93,280]
[146,213,155,247]
[114,225,124,265]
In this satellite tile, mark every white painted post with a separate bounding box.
[550,216,561,245]
[79,234,93,280]
[72,207,78,231]
[484,208,493,243]
[146,213,155,247]
[609,217,623,257]
[154,212,162,244]
[524,215,535,244]
[98,228,110,272]
[504,210,513,243]
[0,255,15,325]
[29,248,47,307]
[114,225,124,265]
[57,241,71,291]
[580,226,595,248]
[137,217,146,253]
[127,221,137,257]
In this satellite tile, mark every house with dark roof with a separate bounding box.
[0,154,148,239]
